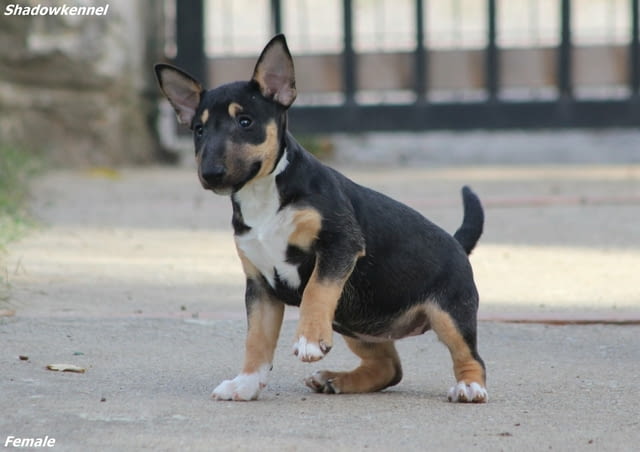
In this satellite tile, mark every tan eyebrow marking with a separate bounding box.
[200,109,210,124]
[228,102,243,118]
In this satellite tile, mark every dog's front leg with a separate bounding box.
[293,247,362,363]
[212,277,284,401]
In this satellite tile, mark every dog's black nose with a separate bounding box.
[201,165,226,186]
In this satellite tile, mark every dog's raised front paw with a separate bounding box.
[447,381,488,403]
[292,336,332,362]
[211,372,267,401]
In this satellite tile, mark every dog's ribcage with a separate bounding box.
[233,154,301,289]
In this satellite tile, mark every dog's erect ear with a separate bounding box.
[154,64,204,126]
[252,34,297,108]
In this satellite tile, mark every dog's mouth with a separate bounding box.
[198,161,262,196]
[197,174,229,195]
[198,177,232,195]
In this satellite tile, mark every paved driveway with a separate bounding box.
[2,139,639,450]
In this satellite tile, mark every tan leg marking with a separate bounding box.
[211,284,284,401]
[234,244,283,373]
[243,296,285,375]
[288,208,322,251]
[293,265,347,362]
[200,108,210,125]
[235,244,261,279]
[212,244,284,401]
[386,304,431,339]
[425,303,486,399]
[306,337,402,393]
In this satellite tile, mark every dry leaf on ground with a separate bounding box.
[46,364,86,373]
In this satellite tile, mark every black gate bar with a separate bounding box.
[631,0,639,98]
[486,0,499,101]
[558,0,572,99]
[174,0,640,132]
[174,0,206,84]
[414,0,427,104]
[270,0,282,35]
[342,0,356,106]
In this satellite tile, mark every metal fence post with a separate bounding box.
[486,0,499,101]
[193,0,638,131]
[271,0,283,35]
[343,0,356,106]
[558,0,572,99]
[414,0,427,105]
[174,0,206,83]
[631,0,639,99]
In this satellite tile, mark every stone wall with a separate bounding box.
[0,0,166,166]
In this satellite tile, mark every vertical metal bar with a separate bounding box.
[558,0,572,99]
[486,0,499,101]
[271,0,283,35]
[631,0,639,97]
[175,0,206,83]
[343,0,356,105]
[414,0,427,104]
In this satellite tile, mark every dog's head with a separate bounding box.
[155,35,297,194]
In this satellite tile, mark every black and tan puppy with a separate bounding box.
[155,35,488,403]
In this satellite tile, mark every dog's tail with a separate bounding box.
[453,186,484,255]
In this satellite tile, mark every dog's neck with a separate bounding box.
[232,148,289,223]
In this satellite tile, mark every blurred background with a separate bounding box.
[1,0,639,353]
[1,4,639,439]
[0,0,638,166]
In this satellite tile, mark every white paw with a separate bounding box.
[448,381,488,403]
[292,336,327,362]
[212,366,269,401]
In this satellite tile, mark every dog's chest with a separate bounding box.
[233,176,301,290]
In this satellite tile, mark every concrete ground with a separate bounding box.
[2,130,640,451]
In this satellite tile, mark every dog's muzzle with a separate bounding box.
[200,165,226,188]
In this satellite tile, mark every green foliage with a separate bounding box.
[295,135,335,160]
[0,145,37,243]
[0,145,38,301]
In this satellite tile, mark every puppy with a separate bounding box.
[155,34,487,403]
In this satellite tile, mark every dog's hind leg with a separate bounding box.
[304,337,402,394]
[425,303,488,403]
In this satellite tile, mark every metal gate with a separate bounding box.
[173,0,640,132]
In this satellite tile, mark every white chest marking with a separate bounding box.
[233,151,300,289]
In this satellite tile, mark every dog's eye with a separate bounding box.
[194,124,204,137]
[238,116,253,129]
